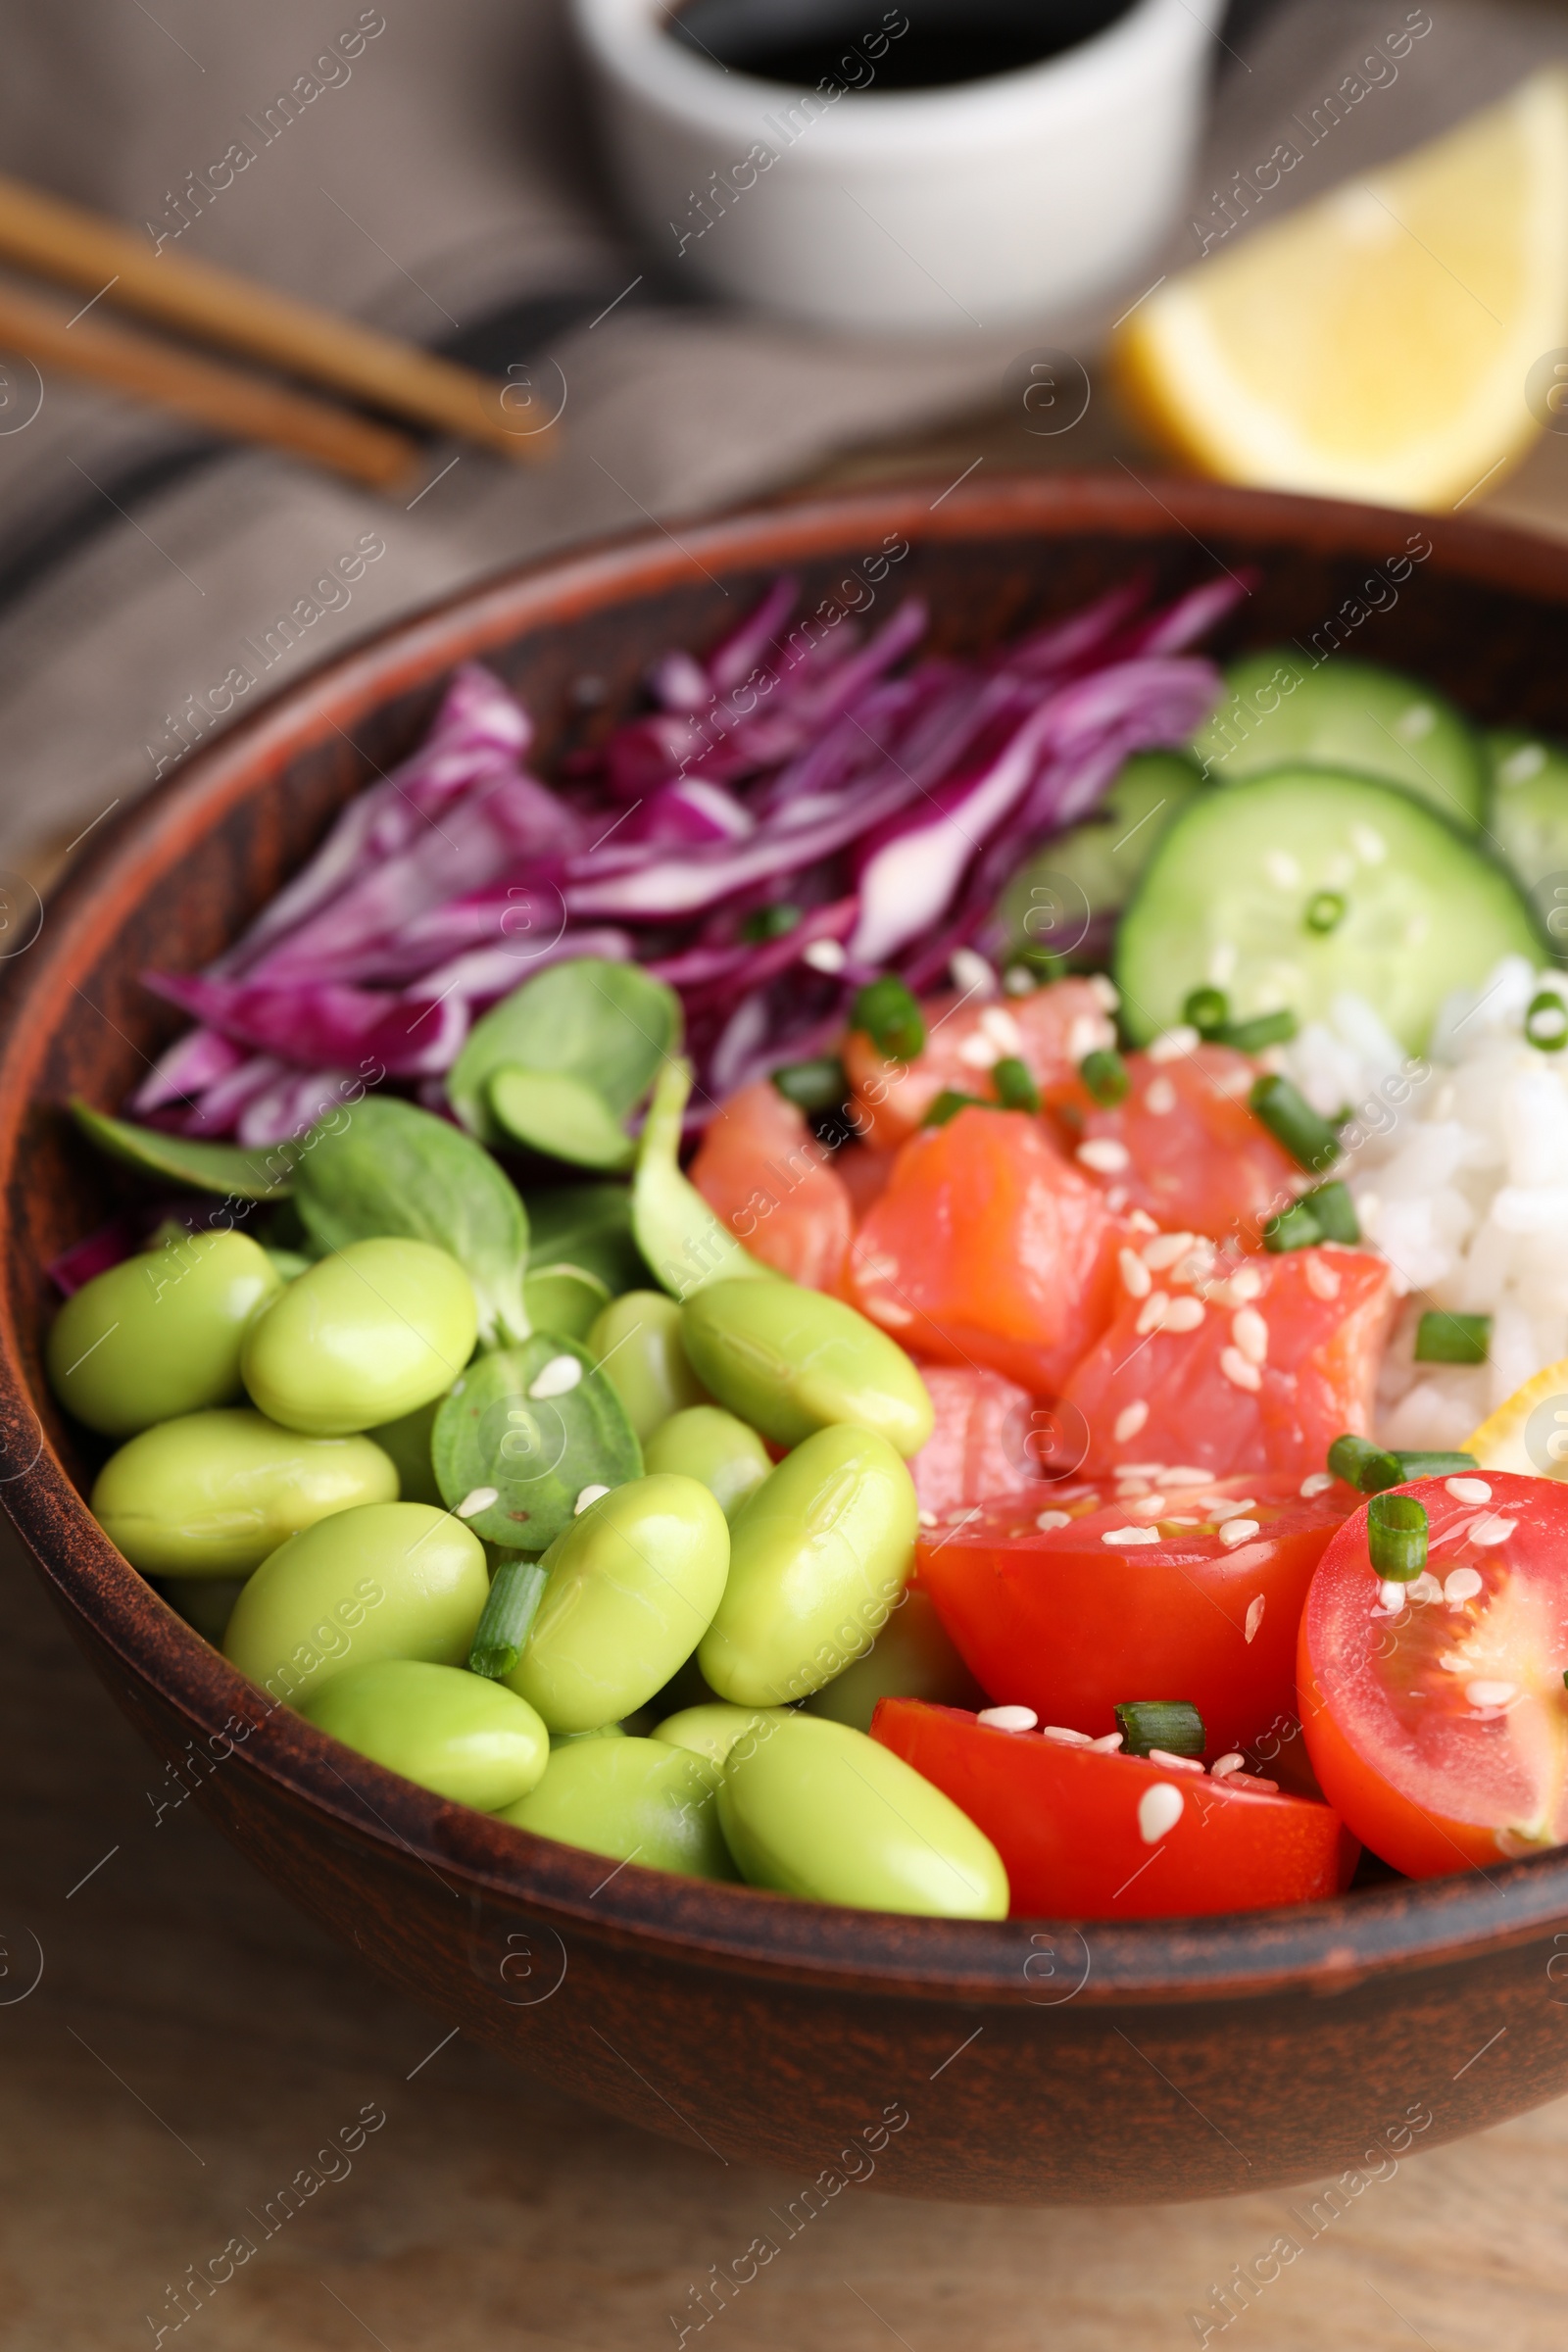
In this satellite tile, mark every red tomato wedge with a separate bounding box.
[843,977,1115,1147]
[906,1364,1040,1520]
[873,1698,1358,1918]
[689,1079,854,1292]
[1050,1041,1303,1243]
[847,1105,1124,1396]
[1061,1242,1395,1480]
[1300,1469,1568,1877]
[918,1469,1361,1755]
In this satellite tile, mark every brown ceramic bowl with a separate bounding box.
[5,476,1568,2207]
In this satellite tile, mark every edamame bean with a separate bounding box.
[504,1474,729,1733]
[47,1230,281,1437]
[680,1280,932,1456]
[368,1396,443,1506]
[302,1659,548,1810]
[91,1408,399,1577]
[242,1238,477,1435]
[718,1712,1007,1916]
[806,1590,984,1733]
[652,1702,793,1768]
[699,1426,916,1707]
[643,1405,770,1522]
[223,1500,488,1707]
[586,1291,707,1440]
[499,1736,736,1879]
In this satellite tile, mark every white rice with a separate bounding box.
[1276,956,1568,1449]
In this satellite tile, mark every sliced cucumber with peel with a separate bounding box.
[1116,765,1545,1052]
[1193,652,1485,827]
[1485,728,1568,953]
[998,750,1199,949]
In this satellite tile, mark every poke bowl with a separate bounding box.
[7,474,1568,2206]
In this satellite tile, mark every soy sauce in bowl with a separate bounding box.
[665,0,1141,90]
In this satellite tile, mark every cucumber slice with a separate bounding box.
[1485,728,1568,951]
[1193,652,1486,826]
[1116,765,1544,1053]
[999,751,1200,952]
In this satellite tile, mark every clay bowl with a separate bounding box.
[5,475,1568,2207]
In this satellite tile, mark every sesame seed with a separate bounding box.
[1035,1509,1072,1533]
[1089,975,1120,1010]
[1102,1525,1163,1546]
[1067,1012,1109,1061]
[1040,1724,1092,1745]
[1115,1479,1152,1498]
[1207,1498,1257,1522]
[1135,1291,1171,1336]
[1232,1306,1269,1364]
[1090,1731,1124,1751]
[1137,1783,1185,1841]
[456,1487,499,1519]
[1148,1025,1200,1063]
[1469,1515,1517,1548]
[978,1704,1037,1733]
[1465,1680,1516,1709]
[1162,1296,1205,1333]
[1229,1263,1264,1301]
[1444,1567,1484,1603]
[1245,1594,1265,1642]
[1303,1255,1341,1300]
[1209,1752,1246,1778]
[979,1004,1024,1054]
[873,1299,914,1327]
[1004,964,1035,996]
[1115,1462,1166,1477]
[1406,1573,1444,1605]
[956,1031,1001,1069]
[1299,1471,1335,1497]
[1219,1518,1261,1548]
[1174,1244,1217,1286]
[574,1484,610,1514]
[1446,1477,1492,1505]
[1163,1466,1214,1487]
[1114,1398,1150,1444]
[1148,1748,1205,1774]
[1378,1580,1409,1613]
[1145,1076,1178,1116]
[802,937,847,974]
[1078,1138,1131,1174]
[1119,1249,1153,1299]
[1220,1347,1261,1393]
[1142,1230,1197,1270]
[1105,1186,1130,1212]
[1127,1208,1160,1233]
[1132,1494,1169,1517]
[917,1509,938,1528]
[1231,1775,1279,1794]
[950,948,996,996]
[529,1354,583,1399]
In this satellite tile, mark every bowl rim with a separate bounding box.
[8,468,1568,2008]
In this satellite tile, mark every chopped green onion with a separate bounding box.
[1263,1201,1321,1253]
[992,1055,1041,1112]
[1079,1048,1129,1105]
[741,902,802,943]
[1391,1449,1478,1480]
[1305,890,1346,934]
[1299,1179,1359,1244]
[1114,1700,1206,1759]
[1413,1310,1491,1366]
[1525,989,1568,1051]
[923,1088,986,1128]
[468,1556,549,1679]
[1183,985,1230,1039]
[1328,1434,1403,1494]
[852,975,926,1063]
[772,1056,849,1113]
[1250,1073,1342,1172]
[1221,1007,1299,1053]
[1368,1493,1428,1582]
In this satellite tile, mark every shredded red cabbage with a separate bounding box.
[136,578,1241,1141]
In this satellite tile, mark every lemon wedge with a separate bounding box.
[1466,1355,1568,1477]
[1114,69,1568,509]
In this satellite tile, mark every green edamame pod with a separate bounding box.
[499,1736,736,1879]
[652,1701,793,1768]
[587,1291,708,1441]
[302,1659,549,1811]
[680,1279,933,1457]
[505,1474,729,1733]
[242,1238,477,1435]
[91,1408,399,1578]
[806,1589,984,1733]
[643,1404,771,1521]
[367,1396,443,1506]
[631,1057,773,1299]
[699,1425,917,1707]
[718,1712,1007,1916]
[47,1230,281,1438]
[222,1500,488,1708]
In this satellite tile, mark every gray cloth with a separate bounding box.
[0,0,1559,868]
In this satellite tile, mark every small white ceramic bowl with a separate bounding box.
[571,0,1224,333]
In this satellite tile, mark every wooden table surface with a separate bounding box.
[10,408,1568,2352]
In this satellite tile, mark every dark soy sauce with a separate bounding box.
[666,0,1140,92]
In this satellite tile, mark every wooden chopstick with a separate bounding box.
[0,279,416,489]
[0,171,556,464]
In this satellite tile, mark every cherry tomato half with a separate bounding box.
[1300,1469,1568,1877]
[918,1470,1362,1756]
[872,1698,1358,1919]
